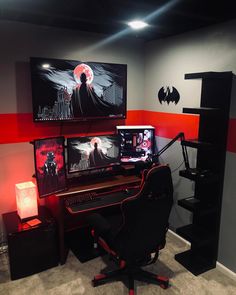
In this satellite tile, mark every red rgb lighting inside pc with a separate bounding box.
[117,126,155,163]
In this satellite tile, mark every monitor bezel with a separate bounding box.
[67,134,121,174]
[117,126,155,164]
[30,57,127,123]
[33,136,67,198]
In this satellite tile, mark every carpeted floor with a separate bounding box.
[1,232,236,295]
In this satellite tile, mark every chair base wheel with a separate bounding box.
[92,279,98,287]
[92,278,107,287]
[160,282,169,289]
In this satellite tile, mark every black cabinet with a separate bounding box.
[3,206,59,280]
[175,71,232,275]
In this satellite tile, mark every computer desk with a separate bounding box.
[45,173,141,264]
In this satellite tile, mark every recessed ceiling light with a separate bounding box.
[42,63,50,69]
[128,20,148,30]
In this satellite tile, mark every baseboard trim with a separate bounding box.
[216,262,236,280]
[168,229,236,280]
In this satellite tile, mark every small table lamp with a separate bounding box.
[15,181,38,220]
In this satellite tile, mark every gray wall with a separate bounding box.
[0,20,145,113]
[0,20,145,233]
[145,19,236,272]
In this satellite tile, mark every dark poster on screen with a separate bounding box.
[30,57,127,122]
[34,137,67,197]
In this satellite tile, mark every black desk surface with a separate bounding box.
[58,174,141,198]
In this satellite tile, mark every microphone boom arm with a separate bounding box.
[151,132,190,170]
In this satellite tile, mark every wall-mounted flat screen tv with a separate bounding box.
[33,136,67,197]
[67,134,120,173]
[30,57,127,122]
[117,125,155,163]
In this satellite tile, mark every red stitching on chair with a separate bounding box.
[95,274,106,280]
[120,260,126,268]
[156,275,169,282]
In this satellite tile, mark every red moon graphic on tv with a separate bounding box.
[74,63,94,85]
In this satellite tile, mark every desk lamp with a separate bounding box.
[15,181,38,220]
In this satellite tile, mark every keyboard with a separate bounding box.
[65,192,99,207]
[65,187,139,214]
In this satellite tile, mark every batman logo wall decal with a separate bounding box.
[158,86,180,105]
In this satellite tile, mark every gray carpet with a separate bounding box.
[1,233,236,295]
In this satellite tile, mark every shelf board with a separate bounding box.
[185,71,232,80]
[181,139,215,150]
[183,107,221,115]
[178,197,200,212]
[175,250,216,276]
[176,224,213,246]
[179,169,218,182]
[178,197,217,215]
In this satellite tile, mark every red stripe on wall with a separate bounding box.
[0,113,125,144]
[129,111,236,154]
[227,119,236,153]
[142,110,199,140]
[0,111,142,144]
[0,111,235,154]
[0,111,199,144]
[125,110,145,125]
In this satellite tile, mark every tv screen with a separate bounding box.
[33,137,67,198]
[117,125,155,163]
[30,57,127,122]
[67,135,120,173]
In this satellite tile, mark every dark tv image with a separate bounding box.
[34,137,67,197]
[117,125,155,163]
[30,57,127,122]
[67,135,120,173]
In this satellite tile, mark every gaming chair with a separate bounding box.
[88,164,173,295]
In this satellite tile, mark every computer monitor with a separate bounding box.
[30,57,127,122]
[67,134,120,173]
[33,136,67,197]
[117,125,155,163]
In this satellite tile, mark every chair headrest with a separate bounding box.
[142,164,170,181]
[140,164,173,197]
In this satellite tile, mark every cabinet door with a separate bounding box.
[8,224,58,280]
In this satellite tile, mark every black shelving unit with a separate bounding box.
[175,71,233,275]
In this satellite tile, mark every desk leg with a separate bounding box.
[58,198,69,264]
[45,196,69,265]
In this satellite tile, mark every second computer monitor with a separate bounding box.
[67,134,120,173]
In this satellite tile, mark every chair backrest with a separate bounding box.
[114,165,173,264]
